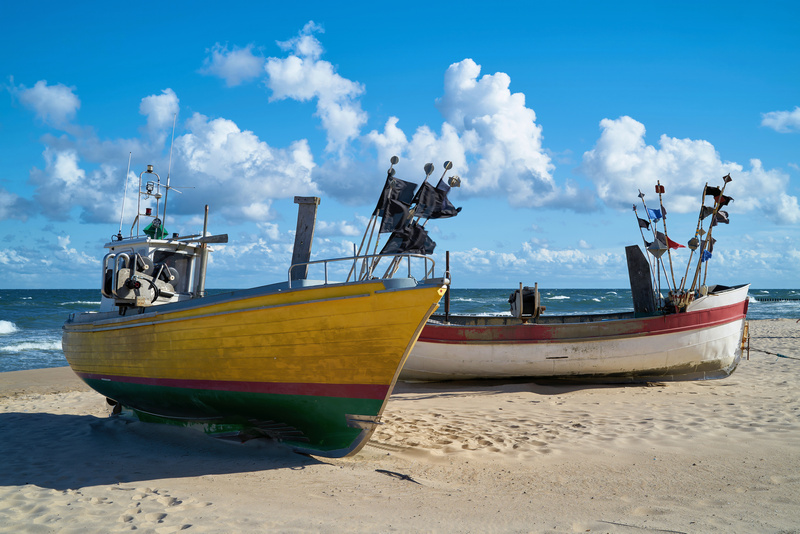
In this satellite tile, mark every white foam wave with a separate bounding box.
[547,295,570,300]
[592,298,602,302]
[0,321,18,335]
[461,311,513,317]
[0,340,62,352]
[60,301,101,306]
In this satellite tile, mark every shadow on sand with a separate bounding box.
[0,411,321,491]
[391,377,662,401]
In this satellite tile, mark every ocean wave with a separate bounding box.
[59,301,101,306]
[592,298,602,302]
[0,340,62,352]
[0,321,18,335]
[547,295,570,300]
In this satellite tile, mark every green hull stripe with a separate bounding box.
[84,378,384,453]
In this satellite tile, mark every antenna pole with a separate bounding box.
[163,113,177,228]
[117,152,132,238]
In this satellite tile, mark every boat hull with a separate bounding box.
[402,284,749,382]
[63,280,445,457]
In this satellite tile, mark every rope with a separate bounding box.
[750,348,800,361]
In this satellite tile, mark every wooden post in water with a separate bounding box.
[290,196,321,282]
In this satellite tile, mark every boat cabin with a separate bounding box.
[100,236,207,312]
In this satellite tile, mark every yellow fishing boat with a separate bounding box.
[63,157,460,457]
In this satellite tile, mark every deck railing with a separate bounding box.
[287,253,436,289]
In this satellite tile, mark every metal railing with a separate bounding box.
[101,252,132,299]
[287,253,436,289]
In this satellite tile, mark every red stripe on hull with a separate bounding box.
[420,300,748,345]
[75,372,390,400]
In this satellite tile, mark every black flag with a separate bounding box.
[379,198,412,233]
[380,221,436,255]
[430,178,462,218]
[374,177,416,217]
[413,179,462,219]
[705,186,722,197]
[715,195,733,207]
[712,210,729,226]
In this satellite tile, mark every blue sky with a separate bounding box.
[1,1,798,290]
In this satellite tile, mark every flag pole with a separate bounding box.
[635,192,659,292]
[678,184,708,295]
[702,180,731,287]
[656,181,678,289]
[632,204,659,293]
[638,189,671,294]
[374,161,433,277]
[688,175,731,293]
[348,156,399,282]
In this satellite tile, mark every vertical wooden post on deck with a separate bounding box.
[626,244,656,314]
[444,251,450,322]
[290,196,321,282]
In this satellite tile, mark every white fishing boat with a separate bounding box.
[402,283,749,382]
[402,175,749,383]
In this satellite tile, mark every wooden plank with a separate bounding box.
[290,196,321,281]
[626,245,656,314]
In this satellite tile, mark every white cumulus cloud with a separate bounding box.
[29,148,122,223]
[761,106,800,133]
[139,88,179,143]
[173,112,318,222]
[366,59,581,210]
[581,116,800,224]
[14,79,80,126]
[265,22,367,153]
[200,43,266,87]
[0,189,31,221]
[315,219,361,237]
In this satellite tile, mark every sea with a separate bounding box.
[1,287,798,374]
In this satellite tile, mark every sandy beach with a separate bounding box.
[1,318,798,533]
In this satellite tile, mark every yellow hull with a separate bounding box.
[62,280,445,456]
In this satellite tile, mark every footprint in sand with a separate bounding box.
[145,512,167,522]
